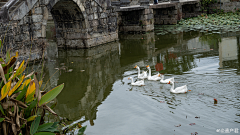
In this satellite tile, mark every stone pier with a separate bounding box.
[116,0,200,32]
[118,7,154,32]
[116,0,154,33]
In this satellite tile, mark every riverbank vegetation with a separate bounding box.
[0,40,86,135]
[178,12,240,26]
[155,11,240,36]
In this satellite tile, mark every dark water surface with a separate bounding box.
[44,26,240,135]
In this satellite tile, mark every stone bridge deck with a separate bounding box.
[117,0,200,32]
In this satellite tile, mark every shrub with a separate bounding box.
[0,40,65,135]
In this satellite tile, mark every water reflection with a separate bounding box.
[219,37,239,70]
[47,42,122,125]
[42,28,240,134]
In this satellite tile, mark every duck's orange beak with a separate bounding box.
[167,81,171,84]
[158,74,161,77]
[134,65,137,68]
[188,90,191,91]
[128,78,130,79]
[146,65,149,68]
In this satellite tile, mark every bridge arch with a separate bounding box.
[0,0,118,60]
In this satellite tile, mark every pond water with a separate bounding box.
[43,25,240,135]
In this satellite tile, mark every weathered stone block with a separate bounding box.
[94,12,98,19]
[32,15,43,23]
[100,13,107,18]
[89,9,93,14]
[32,23,42,30]
[35,7,42,14]
[21,25,29,32]
[42,20,47,26]
[92,20,99,26]
[98,6,103,12]
[147,14,153,19]
[93,7,98,12]
[42,7,48,20]
[42,25,46,37]
[15,35,22,42]
[91,1,95,6]
[86,9,90,14]
[88,14,94,20]
[144,9,150,14]
[33,30,41,38]
[57,38,65,46]
[163,19,169,24]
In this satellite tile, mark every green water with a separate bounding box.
[43,26,240,134]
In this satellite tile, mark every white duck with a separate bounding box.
[146,65,161,81]
[167,79,188,94]
[128,77,145,86]
[160,75,174,84]
[134,65,147,79]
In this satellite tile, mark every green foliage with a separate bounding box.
[0,50,65,135]
[30,116,41,135]
[37,123,54,132]
[0,118,4,122]
[200,0,217,13]
[78,125,87,135]
[178,12,240,26]
[39,83,64,106]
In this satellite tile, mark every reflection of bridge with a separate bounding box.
[46,31,232,124]
[47,42,123,124]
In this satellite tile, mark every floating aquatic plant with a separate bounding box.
[155,12,240,36]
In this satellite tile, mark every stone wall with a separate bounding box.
[52,0,118,48]
[118,8,154,32]
[209,2,240,13]
[151,1,200,25]
[182,2,201,19]
[0,0,119,61]
[0,1,49,61]
[153,6,178,25]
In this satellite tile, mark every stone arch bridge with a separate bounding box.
[0,0,118,60]
[0,0,199,61]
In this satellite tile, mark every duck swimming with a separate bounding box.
[160,75,174,84]
[134,65,147,79]
[128,77,145,86]
[167,79,188,94]
[146,65,161,81]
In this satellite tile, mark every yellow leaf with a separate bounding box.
[8,75,25,96]
[26,81,35,98]
[27,115,37,122]
[25,81,36,103]
[0,81,11,101]
[39,80,43,88]
[9,60,25,81]
[25,91,35,103]
[18,78,31,91]
[15,51,18,58]
[17,60,26,76]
